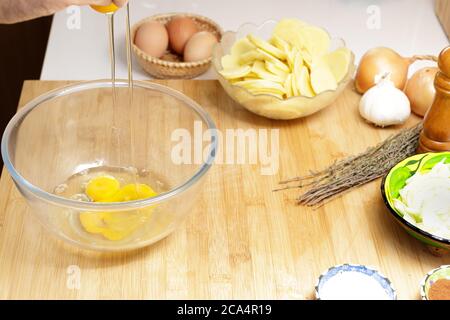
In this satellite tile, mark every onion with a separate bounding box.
[355,47,437,94]
[405,67,438,117]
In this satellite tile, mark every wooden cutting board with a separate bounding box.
[0,80,448,300]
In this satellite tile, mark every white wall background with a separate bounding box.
[41,0,448,80]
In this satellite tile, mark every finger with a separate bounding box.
[70,0,111,5]
[93,0,112,4]
[113,0,129,7]
[72,0,109,4]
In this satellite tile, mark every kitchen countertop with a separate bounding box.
[41,0,448,81]
[2,80,449,299]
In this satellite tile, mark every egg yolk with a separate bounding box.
[90,4,119,14]
[79,176,158,241]
[85,175,120,202]
[114,183,158,201]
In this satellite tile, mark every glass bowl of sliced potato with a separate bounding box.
[212,19,355,120]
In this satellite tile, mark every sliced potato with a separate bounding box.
[234,78,284,88]
[243,88,284,98]
[245,90,284,98]
[291,73,299,96]
[234,79,286,96]
[243,72,260,80]
[291,52,303,96]
[221,54,240,69]
[247,34,287,60]
[256,92,284,99]
[310,59,337,94]
[293,50,304,71]
[273,18,308,46]
[251,61,285,83]
[246,90,284,99]
[222,18,342,101]
[246,87,283,95]
[323,47,351,83]
[256,48,290,72]
[270,35,291,53]
[300,48,313,68]
[285,47,297,71]
[219,65,252,79]
[265,61,288,79]
[229,78,242,84]
[298,26,330,57]
[296,65,315,97]
[239,49,265,65]
[231,37,256,56]
[284,74,293,98]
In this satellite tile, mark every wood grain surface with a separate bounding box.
[0,80,448,300]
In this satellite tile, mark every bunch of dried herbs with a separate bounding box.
[276,122,423,207]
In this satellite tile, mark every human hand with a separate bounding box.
[0,0,129,24]
[75,0,129,8]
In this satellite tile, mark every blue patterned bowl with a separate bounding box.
[315,264,397,300]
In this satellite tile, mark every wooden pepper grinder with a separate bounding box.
[418,46,450,153]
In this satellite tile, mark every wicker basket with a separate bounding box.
[131,13,223,79]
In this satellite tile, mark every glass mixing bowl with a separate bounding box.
[212,20,355,120]
[1,80,217,251]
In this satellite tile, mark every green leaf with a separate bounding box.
[420,154,450,173]
[389,166,412,199]
[411,212,423,223]
[404,159,420,167]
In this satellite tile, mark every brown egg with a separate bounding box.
[134,21,168,58]
[166,17,198,54]
[183,31,218,62]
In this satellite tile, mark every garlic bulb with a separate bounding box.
[359,76,411,127]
